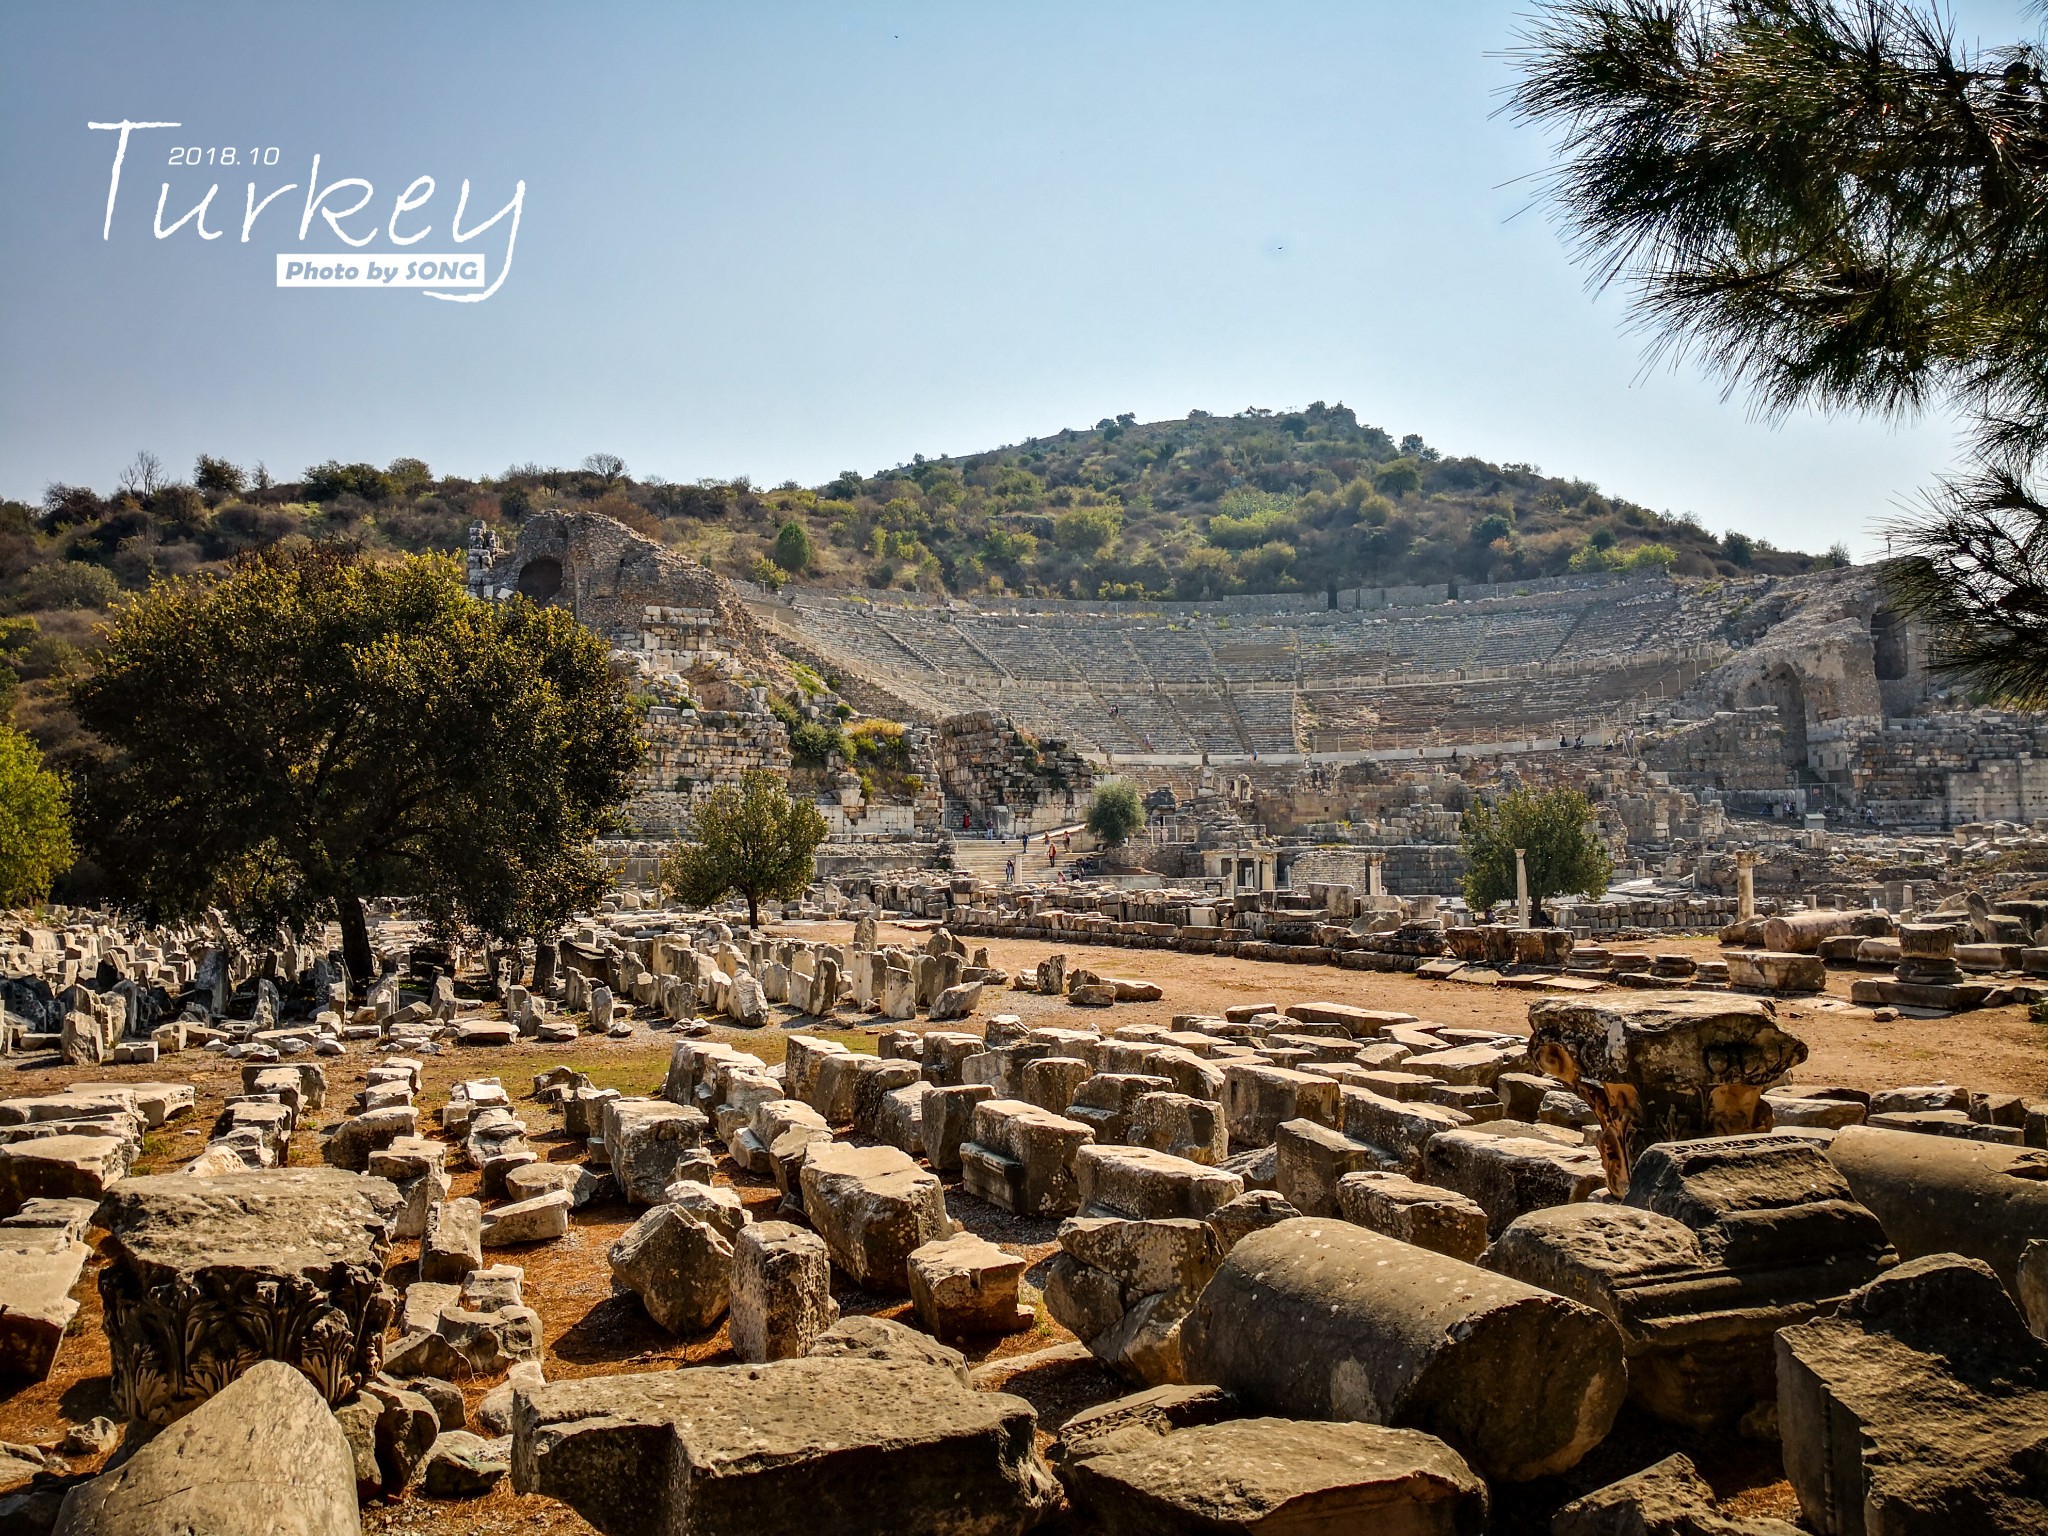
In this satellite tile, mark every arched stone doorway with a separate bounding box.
[515,556,563,603]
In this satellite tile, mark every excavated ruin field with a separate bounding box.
[5,918,2042,1533]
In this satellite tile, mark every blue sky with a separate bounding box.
[0,1,2035,556]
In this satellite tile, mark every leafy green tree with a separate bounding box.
[773,519,814,574]
[0,723,74,905]
[1085,778,1145,848]
[661,770,827,928]
[1459,786,1612,918]
[6,562,120,614]
[1052,504,1123,555]
[1374,457,1423,498]
[72,546,644,981]
[1510,0,2048,701]
[193,455,246,502]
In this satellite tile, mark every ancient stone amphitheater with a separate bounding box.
[472,512,2048,831]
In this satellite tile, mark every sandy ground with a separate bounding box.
[4,916,2040,1533]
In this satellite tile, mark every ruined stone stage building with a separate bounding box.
[470,512,2047,907]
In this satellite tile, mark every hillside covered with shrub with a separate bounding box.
[0,408,1838,766]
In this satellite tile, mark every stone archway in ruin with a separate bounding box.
[1871,607,1910,682]
[515,556,564,604]
[1759,663,1810,772]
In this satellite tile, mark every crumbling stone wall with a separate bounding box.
[468,514,786,681]
[931,711,1090,820]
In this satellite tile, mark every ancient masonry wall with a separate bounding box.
[1642,708,1793,792]
[931,710,1092,817]
[1847,713,2048,829]
[627,707,791,837]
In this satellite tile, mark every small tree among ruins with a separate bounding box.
[1459,785,1612,921]
[71,545,645,981]
[0,723,74,906]
[1086,778,1146,849]
[662,770,827,928]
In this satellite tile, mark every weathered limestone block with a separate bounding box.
[511,1358,1060,1536]
[929,981,984,1022]
[0,1134,132,1217]
[1043,1216,1223,1386]
[922,1084,993,1173]
[367,1136,449,1239]
[1528,991,1810,1194]
[481,1188,572,1247]
[51,1360,359,1536]
[604,1099,711,1205]
[1422,1123,1607,1236]
[1337,1172,1488,1263]
[1125,1091,1228,1167]
[1337,1088,1470,1175]
[1552,1453,1803,1536]
[2023,1239,2048,1342]
[850,1058,923,1139]
[1724,949,1827,993]
[877,1081,933,1156]
[421,1197,483,1282]
[1066,1074,1172,1146]
[800,1141,953,1292]
[1485,1135,1893,1431]
[919,1031,984,1088]
[0,1218,89,1383]
[1274,1118,1392,1216]
[1060,1416,1488,1536]
[421,1429,511,1499]
[1020,1056,1093,1116]
[323,1106,418,1173]
[1777,1255,2048,1535]
[730,1221,838,1362]
[806,1314,971,1381]
[1181,1218,1626,1482]
[960,1099,1094,1217]
[609,1204,733,1334]
[1402,1043,1524,1088]
[1206,1189,1302,1255]
[95,1169,402,1426]
[908,1232,1031,1339]
[1221,1064,1340,1150]
[1827,1125,2048,1293]
[1076,1144,1244,1221]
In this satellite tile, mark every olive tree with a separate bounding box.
[73,545,644,980]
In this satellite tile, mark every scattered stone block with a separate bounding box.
[1337,1171,1487,1262]
[800,1141,953,1292]
[95,1169,401,1425]
[421,1429,510,1499]
[1527,991,1810,1193]
[1486,1135,1893,1431]
[731,1221,838,1363]
[51,1360,358,1535]
[1061,1416,1488,1536]
[1552,1452,1801,1536]
[1181,1217,1626,1482]
[480,1189,572,1247]
[510,1358,1060,1536]
[909,1231,1032,1338]
[1423,1123,1606,1236]
[960,1099,1094,1217]
[421,1197,484,1282]
[1777,1254,2048,1535]
[1828,1124,2048,1293]
[609,1204,733,1334]
[0,1135,132,1217]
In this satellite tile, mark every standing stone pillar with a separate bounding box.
[1367,856,1385,898]
[1514,849,1530,928]
[1735,852,1758,922]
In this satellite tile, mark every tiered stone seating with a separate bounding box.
[764,579,1711,757]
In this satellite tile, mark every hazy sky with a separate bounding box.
[0,1,2036,556]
